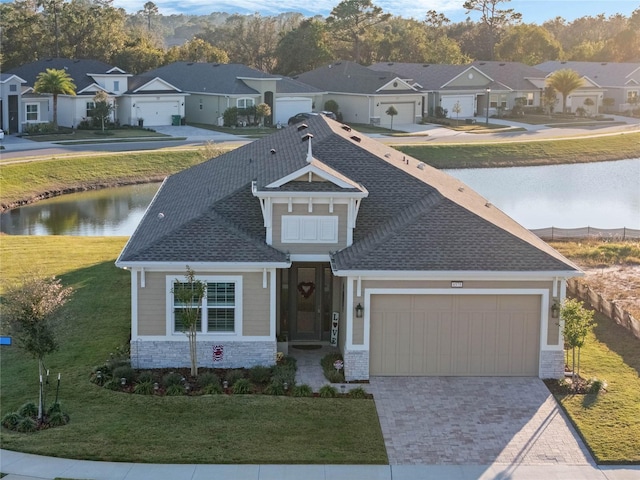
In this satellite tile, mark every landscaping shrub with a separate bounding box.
[348,387,368,399]
[319,385,338,398]
[18,402,38,418]
[16,416,37,433]
[272,365,296,386]
[321,353,345,383]
[197,372,220,389]
[249,365,272,385]
[165,384,185,396]
[202,383,223,395]
[133,380,154,395]
[264,380,285,396]
[588,378,606,394]
[137,371,154,383]
[225,369,245,386]
[112,365,135,385]
[47,411,69,427]
[232,378,252,394]
[279,355,297,370]
[2,412,23,429]
[103,379,120,391]
[162,372,184,387]
[223,107,239,127]
[292,384,313,397]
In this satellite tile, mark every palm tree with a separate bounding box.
[546,69,584,114]
[33,68,76,129]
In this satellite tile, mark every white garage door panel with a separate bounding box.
[380,102,415,126]
[136,102,178,126]
[275,97,313,124]
[370,294,540,376]
[440,95,475,118]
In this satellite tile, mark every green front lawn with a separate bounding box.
[24,128,169,142]
[0,237,387,464]
[553,313,640,463]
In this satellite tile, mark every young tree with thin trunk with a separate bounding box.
[172,267,206,377]
[91,90,114,132]
[2,275,73,421]
[385,105,398,131]
[33,68,76,130]
[560,298,596,381]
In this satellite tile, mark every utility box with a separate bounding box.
[172,115,181,126]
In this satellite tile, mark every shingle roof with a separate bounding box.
[277,76,324,94]
[142,62,279,95]
[294,61,416,95]
[536,61,640,86]
[118,116,578,273]
[7,58,116,91]
[369,62,468,90]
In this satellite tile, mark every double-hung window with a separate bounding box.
[26,104,39,121]
[237,98,255,109]
[86,101,95,117]
[169,276,242,335]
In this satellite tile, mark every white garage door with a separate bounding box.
[440,95,475,118]
[370,294,540,376]
[275,97,313,125]
[380,102,415,126]
[136,101,180,126]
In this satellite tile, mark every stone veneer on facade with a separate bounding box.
[344,349,369,381]
[130,340,276,369]
[539,349,565,379]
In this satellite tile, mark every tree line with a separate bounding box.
[2,0,638,75]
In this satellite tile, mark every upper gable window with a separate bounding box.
[237,98,255,109]
[10,84,17,92]
[282,216,338,244]
[113,80,120,92]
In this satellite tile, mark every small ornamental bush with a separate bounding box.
[162,372,184,387]
[47,402,62,415]
[103,379,120,391]
[325,370,344,384]
[232,378,252,394]
[203,383,223,395]
[588,378,606,394]
[292,384,313,397]
[272,365,296,386]
[197,372,220,389]
[137,371,154,383]
[225,369,245,386]
[19,402,38,418]
[280,355,297,370]
[47,411,70,427]
[134,380,154,395]
[2,412,22,429]
[348,387,368,399]
[319,385,338,398]
[264,380,285,396]
[249,365,272,385]
[112,365,135,385]
[165,384,185,396]
[16,416,37,433]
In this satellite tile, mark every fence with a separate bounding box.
[567,279,640,340]
[532,227,640,241]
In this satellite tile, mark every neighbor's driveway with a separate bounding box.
[369,377,593,465]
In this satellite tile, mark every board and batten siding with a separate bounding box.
[352,279,558,347]
[136,271,270,337]
[271,203,348,254]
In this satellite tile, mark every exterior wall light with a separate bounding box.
[551,300,561,319]
[355,303,364,318]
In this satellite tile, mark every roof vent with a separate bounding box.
[187,62,193,66]
[341,125,352,132]
[458,187,465,192]
[384,153,391,158]
[422,64,430,68]
[157,212,165,220]
[499,63,505,66]
[479,62,485,65]
[74,59,80,63]
[601,62,607,66]
[350,135,361,143]
[297,123,309,131]
[212,63,220,67]
[302,133,314,142]
[561,61,567,64]
[335,61,342,65]
[417,162,426,170]
[485,202,492,208]
[270,149,276,155]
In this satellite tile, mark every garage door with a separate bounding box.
[440,95,475,118]
[370,294,540,376]
[380,102,415,126]
[136,101,180,126]
[275,97,313,125]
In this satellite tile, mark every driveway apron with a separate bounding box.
[369,377,594,465]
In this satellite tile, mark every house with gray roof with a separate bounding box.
[369,61,555,119]
[1,73,26,134]
[537,61,640,113]
[142,62,325,126]
[116,115,580,381]
[293,61,423,127]
[7,58,187,129]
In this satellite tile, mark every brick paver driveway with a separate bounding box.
[369,377,594,465]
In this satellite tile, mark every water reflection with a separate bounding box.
[0,183,160,236]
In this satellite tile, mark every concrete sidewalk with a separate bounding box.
[1,450,639,480]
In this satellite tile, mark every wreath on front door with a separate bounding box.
[297,281,315,299]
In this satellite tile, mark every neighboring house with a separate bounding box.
[7,58,187,129]
[294,61,423,126]
[141,62,325,127]
[369,61,560,119]
[537,61,640,113]
[116,115,581,381]
[0,73,26,133]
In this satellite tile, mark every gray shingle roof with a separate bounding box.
[536,61,640,86]
[142,62,279,95]
[294,61,416,95]
[118,115,578,273]
[7,58,117,91]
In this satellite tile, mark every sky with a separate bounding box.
[108,0,639,23]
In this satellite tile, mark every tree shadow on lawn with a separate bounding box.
[591,312,640,378]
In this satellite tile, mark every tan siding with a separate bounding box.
[326,94,370,124]
[447,71,490,88]
[136,270,271,338]
[272,203,348,254]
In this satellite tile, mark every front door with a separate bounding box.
[288,263,333,341]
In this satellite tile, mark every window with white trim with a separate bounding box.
[282,216,338,243]
[113,80,120,92]
[170,276,242,334]
[26,104,39,121]
[86,101,95,117]
[237,98,255,109]
[527,92,534,106]
[628,90,638,103]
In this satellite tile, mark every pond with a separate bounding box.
[1,159,638,236]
